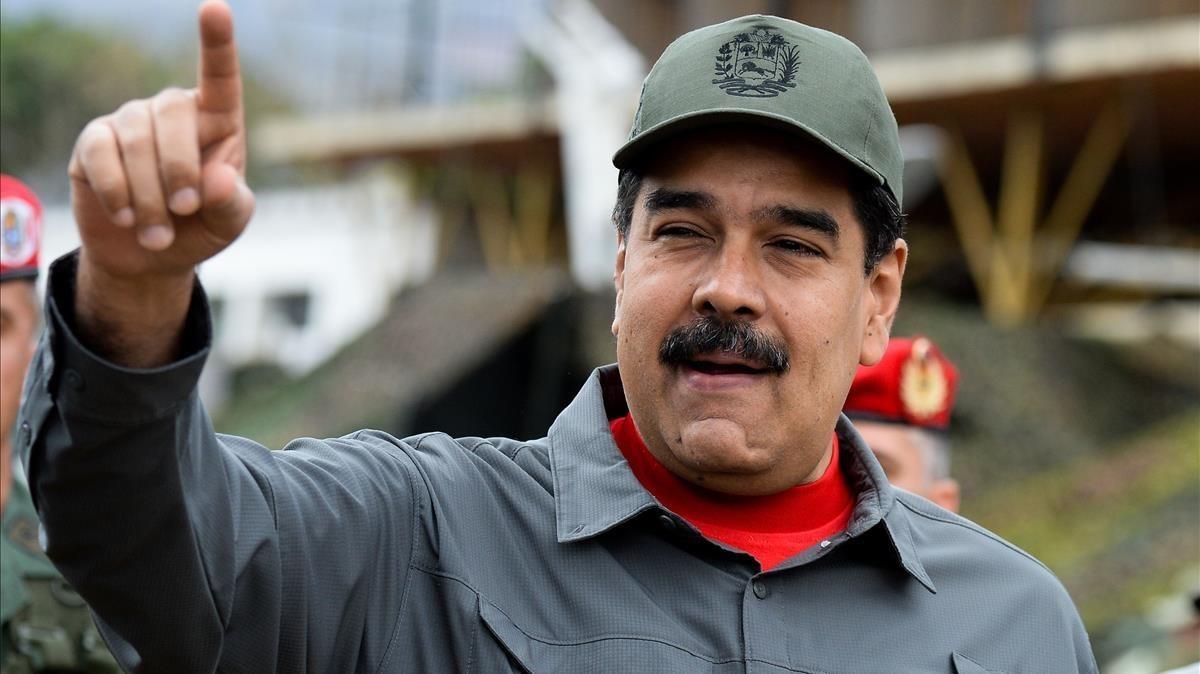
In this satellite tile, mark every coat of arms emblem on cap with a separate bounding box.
[711,26,800,98]
[899,338,950,420]
[1,197,37,268]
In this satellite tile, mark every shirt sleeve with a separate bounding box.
[17,251,422,673]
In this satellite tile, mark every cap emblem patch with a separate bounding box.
[1,197,37,268]
[711,26,799,98]
[899,338,950,420]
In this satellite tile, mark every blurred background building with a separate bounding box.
[2,0,1197,670]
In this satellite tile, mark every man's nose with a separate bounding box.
[692,245,766,320]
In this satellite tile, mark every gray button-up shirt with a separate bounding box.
[20,253,1097,673]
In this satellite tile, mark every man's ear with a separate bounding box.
[612,232,627,337]
[860,238,907,366]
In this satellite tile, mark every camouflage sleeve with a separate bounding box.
[17,251,421,672]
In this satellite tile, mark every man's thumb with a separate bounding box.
[201,162,254,235]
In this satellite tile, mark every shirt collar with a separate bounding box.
[548,364,935,593]
[548,365,658,543]
[836,417,937,593]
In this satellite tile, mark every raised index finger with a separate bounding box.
[196,0,241,115]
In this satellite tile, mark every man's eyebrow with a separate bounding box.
[642,188,716,215]
[754,205,840,241]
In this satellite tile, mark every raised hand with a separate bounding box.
[67,1,254,367]
[68,0,253,281]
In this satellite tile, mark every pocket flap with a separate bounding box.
[476,597,717,673]
[478,598,536,673]
[953,651,999,674]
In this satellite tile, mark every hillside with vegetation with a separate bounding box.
[893,293,1199,665]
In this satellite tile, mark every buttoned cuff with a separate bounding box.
[43,250,212,425]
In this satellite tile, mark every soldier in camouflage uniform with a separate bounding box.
[1,482,119,673]
[0,175,118,674]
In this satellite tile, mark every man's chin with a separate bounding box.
[675,417,774,475]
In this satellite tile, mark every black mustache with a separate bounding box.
[659,316,790,374]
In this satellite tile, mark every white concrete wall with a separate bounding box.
[524,0,644,290]
[39,172,438,409]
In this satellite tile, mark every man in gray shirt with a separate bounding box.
[19,2,1097,671]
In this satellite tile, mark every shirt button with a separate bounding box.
[63,369,84,392]
[752,580,768,600]
[657,514,677,531]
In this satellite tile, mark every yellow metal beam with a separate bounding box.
[937,100,1131,327]
[937,127,1000,307]
[995,111,1043,325]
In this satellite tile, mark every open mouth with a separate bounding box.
[683,356,770,376]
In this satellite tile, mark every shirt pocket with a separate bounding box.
[475,597,718,674]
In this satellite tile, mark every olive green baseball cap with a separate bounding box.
[613,15,903,205]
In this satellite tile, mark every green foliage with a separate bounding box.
[0,17,177,184]
[891,294,1199,656]
[965,410,1200,648]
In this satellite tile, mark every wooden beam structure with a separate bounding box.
[938,99,1133,327]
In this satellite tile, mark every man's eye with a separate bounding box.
[657,225,701,238]
[771,239,820,256]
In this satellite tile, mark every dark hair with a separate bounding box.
[611,167,905,274]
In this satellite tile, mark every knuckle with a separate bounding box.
[80,128,115,158]
[113,103,153,148]
[77,120,112,151]
[80,119,106,139]
[114,100,151,124]
[118,124,152,151]
[152,87,193,114]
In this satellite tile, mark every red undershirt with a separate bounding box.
[609,414,855,571]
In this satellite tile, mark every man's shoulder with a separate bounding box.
[894,491,1097,670]
[350,429,548,463]
[894,490,1069,595]
[347,429,553,490]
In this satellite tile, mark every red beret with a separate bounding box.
[844,336,959,430]
[0,174,42,282]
